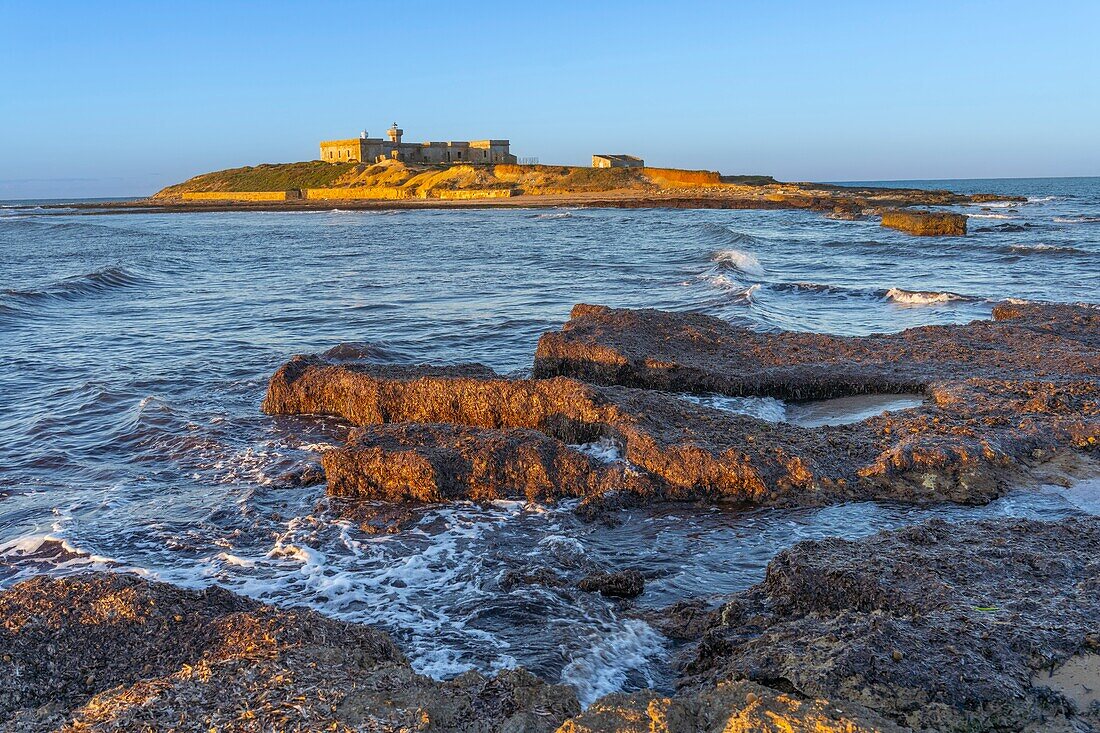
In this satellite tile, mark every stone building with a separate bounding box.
[592,154,645,168]
[320,123,516,165]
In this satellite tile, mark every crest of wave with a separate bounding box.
[885,287,965,305]
[711,248,765,277]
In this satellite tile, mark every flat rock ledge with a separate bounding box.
[262,302,1098,514]
[681,516,1100,732]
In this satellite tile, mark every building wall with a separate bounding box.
[319,139,362,163]
[305,187,412,200]
[592,155,645,169]
[321,136,515,165]
[182,191,288,201]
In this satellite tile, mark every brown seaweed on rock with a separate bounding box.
[532,301,1100,503]
[0,573,580,732]
[262,302,1098,512]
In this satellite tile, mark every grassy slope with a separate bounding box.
[154,162,357,198]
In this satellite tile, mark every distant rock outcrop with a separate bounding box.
[881,209,968,236]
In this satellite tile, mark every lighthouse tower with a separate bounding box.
[387,122,403,145]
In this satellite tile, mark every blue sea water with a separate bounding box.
[0,178,1098,702]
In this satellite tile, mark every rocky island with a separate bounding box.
[68,159,1021,231]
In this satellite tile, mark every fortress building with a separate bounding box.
[320,123,516,165]
[592,154,644,169]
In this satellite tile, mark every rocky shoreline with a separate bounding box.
[2,516,1096,731]
[38,180,1022,222]
[4,299,1096,732]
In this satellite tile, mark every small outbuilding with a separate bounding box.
[592,154,645,169]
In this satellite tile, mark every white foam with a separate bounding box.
[681,393,787,423]
[885,288,966,305]
[571,438,625,464]
[1008,244,1080,254]
[969,213,1015,220]
[560,619,666,707]
[712,248,765,277]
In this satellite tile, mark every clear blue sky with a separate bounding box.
[2,0,1098,198]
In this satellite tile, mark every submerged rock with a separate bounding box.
[577,570,645,599]
[0,573,580,732]
[881,209,968,236]
[683,516,1100,732]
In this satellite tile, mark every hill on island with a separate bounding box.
[153,160,777,200]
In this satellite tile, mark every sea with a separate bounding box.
[1,177,1098,705]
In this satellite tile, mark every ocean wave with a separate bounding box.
[532,211,574,220]
[698,275,759,303]
[968,213,1016,220]
[560,619,666,707]
[772,281,864,297]
[711,248,765,277]
[1053,216,1100,224]
[2,266,148,305]
[884,287,971,305]
[680,393,786,422]
[1004,243,1085,255]
[698,222,760,246]
[972,222,1037,233]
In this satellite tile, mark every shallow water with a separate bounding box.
[1,177,1098,704]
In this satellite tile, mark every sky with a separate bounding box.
[2,0,1099,198]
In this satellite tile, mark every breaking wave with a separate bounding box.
[560,619,666,707]
[1004,243,1086,255]
[711,248,765,277]
[884,288,971,305]
[2,266,148,305]
[1053,216,1100,224]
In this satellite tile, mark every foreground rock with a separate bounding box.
[881,209,967,236]
[0,573,580,732]
[683,517,1100,732]
[264,302,1098,513]
[559,681,906,732]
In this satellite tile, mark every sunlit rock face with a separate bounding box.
[264,301,1100,515]
[881,209,968,236]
